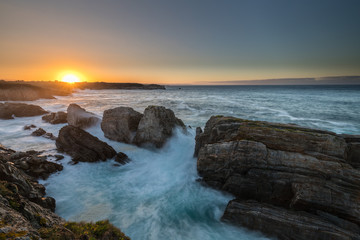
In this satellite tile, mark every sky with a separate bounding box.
[1,0,360,84]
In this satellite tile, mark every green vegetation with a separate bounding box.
[0,231,28,240]
[39,220,131,240]
[64,220,130,240]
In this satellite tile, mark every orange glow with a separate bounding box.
[61,74,80,84]
[57,70,86,84]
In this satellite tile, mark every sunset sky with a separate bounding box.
[1,0,360,84]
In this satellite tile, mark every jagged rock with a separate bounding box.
[115,152,130,165]
[54,155,64,161]
[101,107,143,143]
[0,102,48,120]
[196,116,360,239]
[42,111,67,124]
[133,106,186,148]
[31,128,46,136]
[24,124,36,130]
[5,150,63,180]
[67,103,99,129]
[56,125,116,162]
[222,199,359,240]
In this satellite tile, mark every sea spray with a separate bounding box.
[42,129,269,240]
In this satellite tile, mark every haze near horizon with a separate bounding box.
[1,0,360,84]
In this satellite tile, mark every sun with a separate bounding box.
[61,74,81,84]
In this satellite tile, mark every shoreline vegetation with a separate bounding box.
[0,100,359,239]
[0,80,166,101]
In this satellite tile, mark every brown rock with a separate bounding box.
[42,111,67,124]
[133,106,186,148]
[67,103,99,129]
[101,107,143,143]
[115,152,130,165]
[56,125,116,162]
[0,102,48,120]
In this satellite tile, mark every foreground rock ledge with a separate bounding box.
[196,116,360,240]
[0,102,48,120]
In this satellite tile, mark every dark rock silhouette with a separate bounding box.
[0,102,48,119]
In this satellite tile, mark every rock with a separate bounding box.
[31,128,46,136]
[0,102,48,120]
[0,144,129,240]
[101,107,143,143]
[133,106,186,148]
[42,111,67,124]
[54,154,64,161]
[24,124,36,130]
[196,116,360,239]
[115,152,130,165]
[7,149,63,180]
[222,199,359,240]
[67,103,99,129]
[56,125,116,162]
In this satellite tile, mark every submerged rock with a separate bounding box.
[196,116,360,239]
[115,152,131,165]
[24,124,36,130]
[0,102,48,119]
[67,103,99,129]
[133,106,186,148]
[42,111,67,124]
[101,107,143,143]
[56,125,116,162]
[31,128,46,136]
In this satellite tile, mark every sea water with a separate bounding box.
[1,85,360,240]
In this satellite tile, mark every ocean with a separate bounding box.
[1,85,359,240]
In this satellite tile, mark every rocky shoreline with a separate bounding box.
[1,101,360,239]
[195,116,360,239]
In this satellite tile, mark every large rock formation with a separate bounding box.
[0,144,130,240]
[56,125,116,162]
[67,103,99,128]
[195,116,360,240]
[42,111,67,124]
[0,102,48,119]
[101,107,143,143]
[133,106,186,148]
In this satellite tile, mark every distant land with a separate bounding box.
[207,76,360,85]
[0,80,165,101]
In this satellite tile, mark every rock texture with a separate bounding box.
[101,107,143,143]
[115,152,131,165]
[0,144,129,240]
[67,103,99,128]
[42,111,67,124]
[196,116,360,240]
[133,106,186,148]
[0,102,48,120]
[56,125,116,162]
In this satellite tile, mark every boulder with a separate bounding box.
[42,111,67,124]
[196,116,360,239]
[101,107,143,143]
[133,106,186,148]
[0,102,48,119]
[67,103,99,128]
[56,125,116,162]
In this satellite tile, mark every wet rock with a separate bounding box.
[67,103,99,129]
[101,107,143,143]
[24,124,36,130]
[7,150,63,180]
[0,102,48,119]
[133,106,186,148]
[196,116,360,239]
[115,152,130,165]
[31,128,46,136]
[222,199,359,240]
[42,111,67,124]
[56,125,116,162]
[54,154,64,161]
